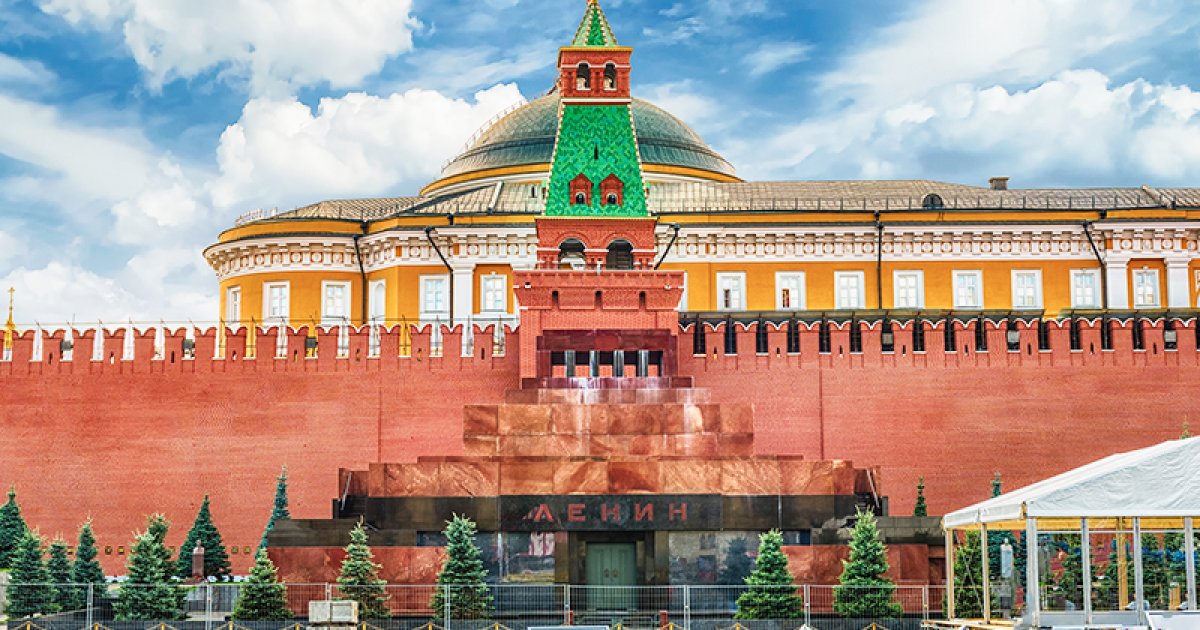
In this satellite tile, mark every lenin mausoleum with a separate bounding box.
[3,0,1200,593]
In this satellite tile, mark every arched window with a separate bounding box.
[558,239,586,270]
[604,63,617,90]
[922,194,945,209]
[606,193,618,206]
[606,240,634,270]
[576,63,591,90]
[575,192,587,205]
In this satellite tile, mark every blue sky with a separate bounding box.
[2,0,1200,323]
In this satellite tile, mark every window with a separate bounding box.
[944,318,957,353]
[786,319,800,354]
[1133,269,1161,308]
[481,275,507,313]
[912,321,926,353]
[558,239,586,269]
[893,271,924,309]
[1011,270,1043,310]
[604,63,617,90]
[880,321,895,353]
[835,271,865,310]
[1037,320,1051,352]
[576,62,591,90]
[818,321,832,354]
[263,282,290,322]
[776,272,805,310]
[717,273,746,311]
[225,287,241,325]
[574,192,586,205]
[1101,318,1113,351]
[953,271,984,310]
[606,240,634,270]
[723,322,737,355]
[974,317,988,352]
[922,194,945,209]
[692,321,706,356]
[321,282,351,324]
[420,275,450,316]
[849,321,863,354]
[755,322,768,355]
[1071,269,1102,309]
[1132,319,1146,350]
[1069,318,1082,351]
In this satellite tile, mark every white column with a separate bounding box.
[1134,517,1145,619]
[1186,517,1196,612]
[981,523,991,622]
[1082,518,1093,625]
[1166,258,1192,308]
[1106,256,1130,309]
[946,529,956,619]
[451,264,475,326]
[1026,519,1041,628]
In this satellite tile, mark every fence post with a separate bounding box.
[444,584,451,630]
[325,582,332,602]
[86,583,94,629]
[563,584,571,624]
[803,584,811,628]
[205,583,214,630]
[683,585,691,630]
[922,584,929,620]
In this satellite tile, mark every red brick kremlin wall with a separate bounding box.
[0,318,1195,574]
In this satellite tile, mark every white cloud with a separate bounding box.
[745,42,810,78]
[0,54,54,87]
[0,228,24,267]
[211,83,525,212]
[37,0,421,94]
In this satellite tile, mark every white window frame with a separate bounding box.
[225,286,242,324]
[321,281,352,325]
[716,272,746,311]
[420,275,450,318]
[480,274,508,314]
[775,272,806,311]
[1070,269,1102,309]
[952,270,984,310]
[1133,268,1161,308]
[1010,269,1043,310]
[834,271,866,310]
[892,270,925,310]
[262,282,290,323]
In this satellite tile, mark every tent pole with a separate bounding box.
[1134,517,1145,623]
[1026,518,1040,628]
[946,528,956,619]
[981,523,991,622]
[1186,516,1196,613]
[1081,517,1092,625]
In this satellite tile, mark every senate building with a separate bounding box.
[3,0,1200,598]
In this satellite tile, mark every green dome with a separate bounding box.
[437,93,737,182]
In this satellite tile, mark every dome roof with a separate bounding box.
[435,93,738,186]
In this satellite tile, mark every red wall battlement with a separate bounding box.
[1,317,1196,573]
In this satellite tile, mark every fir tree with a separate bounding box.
[1052,534,1084,609]
[734,529,803,619]
[913,477,928,517]
[991,472,1002,498]
[834,509,902,619]
[72,519,107,608]
[1182,420,1192,439]
[950,530,996,618]
[8,530,59,618]
[337,521,390,619]
[232,549,292,621]
[430,515,492,620]
[260,467,291,550]
[114,516,185,621]
[47,538,77,612]
[176,496,232,580]
[0,484,28,569]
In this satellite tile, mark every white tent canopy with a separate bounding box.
[944,436,1200,529]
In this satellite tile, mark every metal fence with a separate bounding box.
[0,583,951,630]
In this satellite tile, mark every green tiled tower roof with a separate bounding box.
[572,0,620,48]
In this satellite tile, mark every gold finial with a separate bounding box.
[5,286,13,329]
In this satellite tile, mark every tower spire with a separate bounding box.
[572,0,619,48]
[3,287,14,358]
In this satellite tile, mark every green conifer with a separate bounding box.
[0,484,28,568]
[47,538,77,612]
[71,519,107,607]
[913,477,928,517]
[950,530,997,618]
[232,549,292,621]
[718,536,753,585]
[430,515,492,620]
[991,472,1003,498]
[260,467,291,550]
[337,521,390,619]
[734,529,803,619]
[8,530,59,618]
[834,509,902,618]
[115,516,185,621]
[176,496,232,580]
